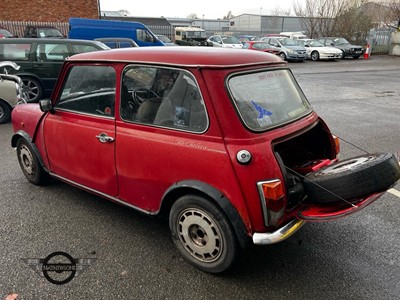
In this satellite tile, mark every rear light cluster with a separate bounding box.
[257,180,286,227]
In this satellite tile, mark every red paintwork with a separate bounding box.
[297,193,383,221]
[10,47,382,238]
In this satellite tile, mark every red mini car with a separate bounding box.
[242,41,280,55]
[11,47,400,273]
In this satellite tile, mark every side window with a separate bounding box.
[56,65,116,117]
[137,29,154,43]
[121,66,208,132]
[0,43,31,60]
[43,44,69,61]
[270,39,278,47]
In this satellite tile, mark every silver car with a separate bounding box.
[0,61,26,124]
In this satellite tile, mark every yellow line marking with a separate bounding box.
[388,188,400,198]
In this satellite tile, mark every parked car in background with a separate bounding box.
[0,27,16,38]
[95,37,138,48]
[297,39,343,61]
[316,37,364,59]
[242,41,280,55]
[237,35,258,44]
[0,61,26,123]
[260,37,306,61]
[207,35,243,48]
[0,38,109,102]
[23,26,64,38]
[11,47,400,273]
[174,27,210,46]
[155,34,177,46]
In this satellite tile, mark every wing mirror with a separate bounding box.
[39,99,54,113]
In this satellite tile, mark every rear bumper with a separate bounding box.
[252,219,305,245]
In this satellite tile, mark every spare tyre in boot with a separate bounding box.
[303,153,400,204]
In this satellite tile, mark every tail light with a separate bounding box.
[333,135,340,157]
[257,179,286,227]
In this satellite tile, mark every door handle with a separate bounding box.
[96,133,114,143]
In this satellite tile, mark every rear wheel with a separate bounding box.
[279,52,287,61]
[16,138,50,185]
[22,77,43,102]
[0,101,11,124]
[169,195,240,273]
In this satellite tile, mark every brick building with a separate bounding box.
[0,0,99,22]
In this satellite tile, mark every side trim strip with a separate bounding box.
[50,173,155,216]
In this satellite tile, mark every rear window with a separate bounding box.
[228,69,312,131]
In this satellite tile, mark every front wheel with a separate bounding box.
[169,195,240,273]
[16,139,50,185]
[279,52,287,61]
[310,51,320,61]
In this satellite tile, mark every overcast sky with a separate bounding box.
[99,0,300,19]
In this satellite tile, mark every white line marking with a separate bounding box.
[388,188,400,198]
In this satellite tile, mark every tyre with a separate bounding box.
[310,51,320,61]
[353,56,360,59]
[303,153,400,204]
[169,195,240,273]
[0,101,11,124]
[22,77,43,102]
[16,138,50,185]
[279,52,287,61]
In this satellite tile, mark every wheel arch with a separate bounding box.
[158,180,250,248]
[0,98,14,110]
[11,130,49,173]
[17,72,43,84]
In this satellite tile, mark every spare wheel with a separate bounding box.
[303,153,400,204]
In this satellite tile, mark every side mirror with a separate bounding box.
[39,99,54,112]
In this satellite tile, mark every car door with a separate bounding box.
[43,64,118,196]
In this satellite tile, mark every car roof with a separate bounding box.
[68,47,285,68]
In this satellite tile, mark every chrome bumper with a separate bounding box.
[252,219,306,245]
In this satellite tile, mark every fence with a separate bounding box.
[0,20,69,37]
[367,28,395,54]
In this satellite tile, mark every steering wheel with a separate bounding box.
[132,88,160,107]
